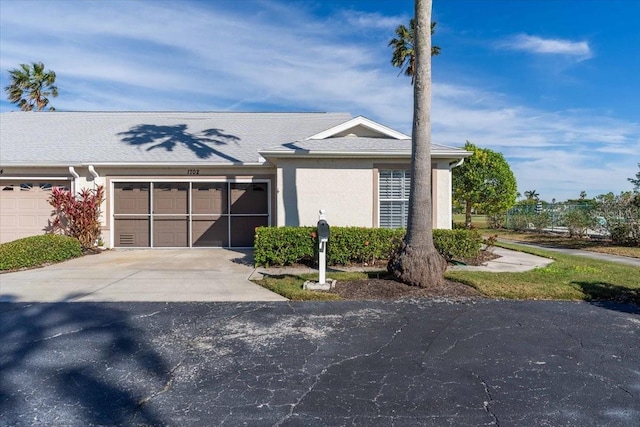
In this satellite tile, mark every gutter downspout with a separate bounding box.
[69,166,80,195]
[88,165,100,190]
[88,165,99,179]
[448,158,464,170]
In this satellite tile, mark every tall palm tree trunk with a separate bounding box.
[388,0,446,288]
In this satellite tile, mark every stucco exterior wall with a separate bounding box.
[1,159,457,246]
[276,158,375,227]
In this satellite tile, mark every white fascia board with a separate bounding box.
[0,161,271,168]
[260,149,472,160]
[306,116,411,140]
[83,162,270,167]
[260,150,410,159]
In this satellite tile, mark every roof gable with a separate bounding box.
[306,116,410,140]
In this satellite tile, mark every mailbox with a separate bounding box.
[317,219,330,243]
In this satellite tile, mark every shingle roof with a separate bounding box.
[0,111,469,166]
[0,111,352,165]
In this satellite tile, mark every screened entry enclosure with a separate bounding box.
[113,181,269,248]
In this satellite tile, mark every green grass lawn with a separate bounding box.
[255,242,640,304]
[256,271,371,301]
[452,214,488,228]
[446,241,640,303]
[481,229,640,259]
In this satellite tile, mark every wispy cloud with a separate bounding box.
[428,82,639,199]
[341,11,406,30]
[0,1,636,200]
[498,34,592,59]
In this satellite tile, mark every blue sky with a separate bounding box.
[1,0,638,202]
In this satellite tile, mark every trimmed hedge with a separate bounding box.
[254,226,482,267]
[0,234,83,271]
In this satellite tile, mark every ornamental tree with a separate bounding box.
[453,141,518,228]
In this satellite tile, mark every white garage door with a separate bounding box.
[0,181,70,244]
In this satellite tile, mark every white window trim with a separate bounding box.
[378,169,410,229]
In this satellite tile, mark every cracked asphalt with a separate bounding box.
[1,300,639,426]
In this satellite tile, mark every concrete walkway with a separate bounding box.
[448,246,554,272]
[498,239,640,268]
[0,249,287,303]
[251,246,555,278]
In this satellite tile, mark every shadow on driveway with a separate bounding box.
[0,302,170,425]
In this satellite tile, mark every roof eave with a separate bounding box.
[0,161,272,168]
[259,149,472,160]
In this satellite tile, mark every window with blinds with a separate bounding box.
[379,169,410,228]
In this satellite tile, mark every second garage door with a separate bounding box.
[113,181,269,248]
[0,180,71,244]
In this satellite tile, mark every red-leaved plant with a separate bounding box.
[49,185,105,248]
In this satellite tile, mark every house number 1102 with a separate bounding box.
[187,169,200,175]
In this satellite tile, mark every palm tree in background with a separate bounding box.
[524,190,540,200]
[4,62,58,111]
[389,19,440,84]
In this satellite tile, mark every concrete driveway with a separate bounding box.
[0,249,286,302]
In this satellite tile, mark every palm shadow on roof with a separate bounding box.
[118,124,241,162]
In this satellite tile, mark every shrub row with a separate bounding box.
[254,226,482,267]
[0,234,83,271]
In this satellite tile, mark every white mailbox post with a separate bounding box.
[317,209,330,285]
[302,209,335,291]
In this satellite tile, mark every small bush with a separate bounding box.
[610,224,640,247]
[564,209,594,238]
[0,234,82,271]
[49,185,104,248]
[508,213,534,232]
[254,226,482,267]
[531,212,551,233]
[433,229,482,262]
[326,227,405,265]
[254,226,317,267]
[487,212,507,229]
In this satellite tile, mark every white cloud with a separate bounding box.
[498,34,592,59]
[342,11,407,30]
[426,82,639,200]
[0,1,636,201]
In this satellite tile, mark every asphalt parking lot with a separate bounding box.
[1,299,638,426]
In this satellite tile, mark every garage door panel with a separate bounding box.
[114,218,150,247]
[1,198,17,209]
[18,199,37,210]
[192,183,227,214]
[230,183,268,214]
[193,216,228,247]
[1,215,17,227]
[114,183,150,215]
[153,216,188,247]
[154,184,188,214]
[230,216,268,247]
[18,216,39,227]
